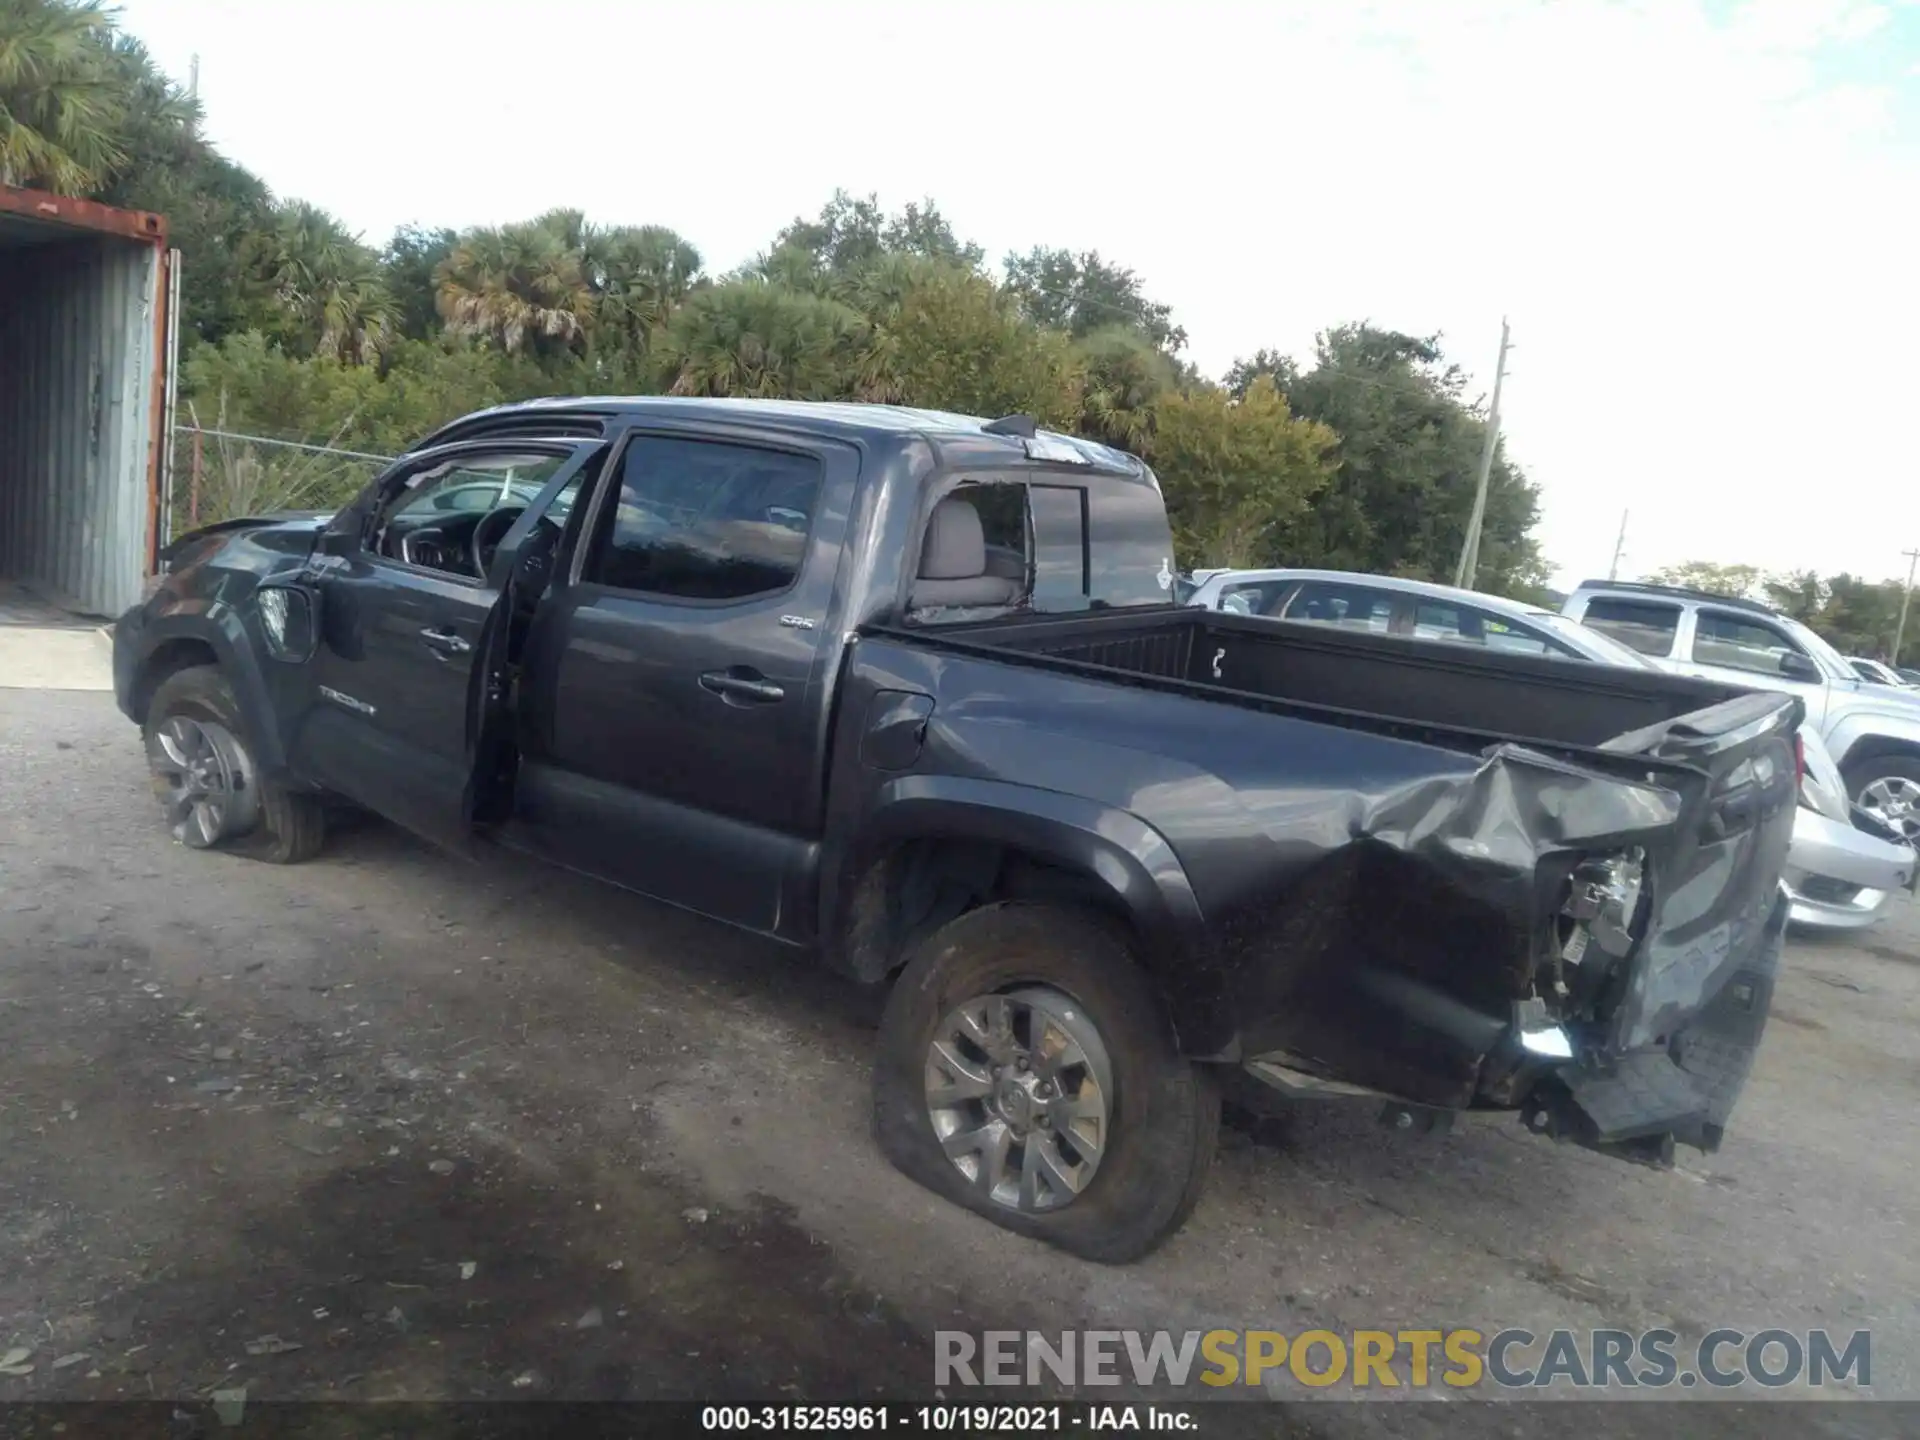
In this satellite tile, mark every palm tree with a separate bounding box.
[585,223,703,350]
[435,209,594,356]
[657,279,880,401]
[1075,326,1178,454]
[259,202,396,365]
[0,0,126,194]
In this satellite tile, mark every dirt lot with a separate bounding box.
[3,688,1918,1436]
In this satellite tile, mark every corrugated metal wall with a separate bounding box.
[0,235,160,618]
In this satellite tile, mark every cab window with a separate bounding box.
[1691,609,1806,677]
[1581,597,1681,657]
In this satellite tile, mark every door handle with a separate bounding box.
[419,627,472,657]
[699,668,785,705]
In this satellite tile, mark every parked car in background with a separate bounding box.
[1187,568,1917,930]
[1184,567,1650,662]
[1848,656,1913,689]
[1564,581,1920,852]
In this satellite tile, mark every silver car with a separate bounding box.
[1564,581,1920,853]
[1848,656,1913,689]
[1188,568,1918,931]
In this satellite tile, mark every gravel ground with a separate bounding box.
[2,688,1916,1437]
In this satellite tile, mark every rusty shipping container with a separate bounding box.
[0,185,179,620]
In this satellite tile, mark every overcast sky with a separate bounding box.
[116,0,1919,587]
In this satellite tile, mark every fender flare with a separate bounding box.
[826,774,1207,981]
[1824,708,1920,778]
[129,603,288,774]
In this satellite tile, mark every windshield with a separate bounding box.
[1527,611,1655,669]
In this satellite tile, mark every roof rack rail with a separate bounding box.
[1574,578,1778,616]
[418,409,609,450]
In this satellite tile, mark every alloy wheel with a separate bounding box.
[924,985,1114,1213]
[146,714,259,848]
[1859,775,1920,844]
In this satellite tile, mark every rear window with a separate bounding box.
[1581,597,1680,657]
[1086,475,1179,608]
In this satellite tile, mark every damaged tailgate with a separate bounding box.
[1533,687,1802,1160]
[1242,688,1800,1167]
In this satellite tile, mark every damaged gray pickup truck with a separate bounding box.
[114,398,1801,1262]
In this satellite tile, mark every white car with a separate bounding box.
[1188,568,1918,931]
[1848,656,1913,689]
[1563,581,1920,853]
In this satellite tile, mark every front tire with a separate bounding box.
[1846,753,1920,846]
[143,665,324,864]
[872,903,1218,1263]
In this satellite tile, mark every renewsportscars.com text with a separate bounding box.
[935,1328,1871,1391]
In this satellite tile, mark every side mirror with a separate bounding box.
[1779,651,1821,682]
[254,580,321,664]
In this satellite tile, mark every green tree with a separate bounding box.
[764,189,983,292]
[1003,246,1185,353]
[1647,561,1766,600]
[1073,326,1179,453]
[1816,575,1907,660]
[381,224,457,342]
[433,210,704,364]
[1259,325,1543,594]
[0,0,126,193]
[850,256,1082,424]
[1223,348,1300,398]
[436,209,595,357]
[584,223,704,359]
[1151,378,1336,568]
[1763,569,1828,623]
[656,279,879,400]
[249,201,395,365]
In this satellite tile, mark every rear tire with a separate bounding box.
[143,665,324,864]
[872,903,1218,1263]
[1846,753,1920,845]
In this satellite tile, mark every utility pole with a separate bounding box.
[1454,317,1512,590]
[188,54,200,103]
[1893,548,1920,665]
[1608,509,1629,581]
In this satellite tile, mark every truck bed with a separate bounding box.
[857,604,1799,1148]
[892,605,1754,757]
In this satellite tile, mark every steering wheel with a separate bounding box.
[470,505,527,578]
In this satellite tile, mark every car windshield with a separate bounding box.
[1525,611,1655,669]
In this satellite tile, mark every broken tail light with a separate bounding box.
[1542,848,1648,1021]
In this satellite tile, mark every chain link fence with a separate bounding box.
[168,425,397,540]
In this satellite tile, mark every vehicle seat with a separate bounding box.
[911,498,1022,609]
